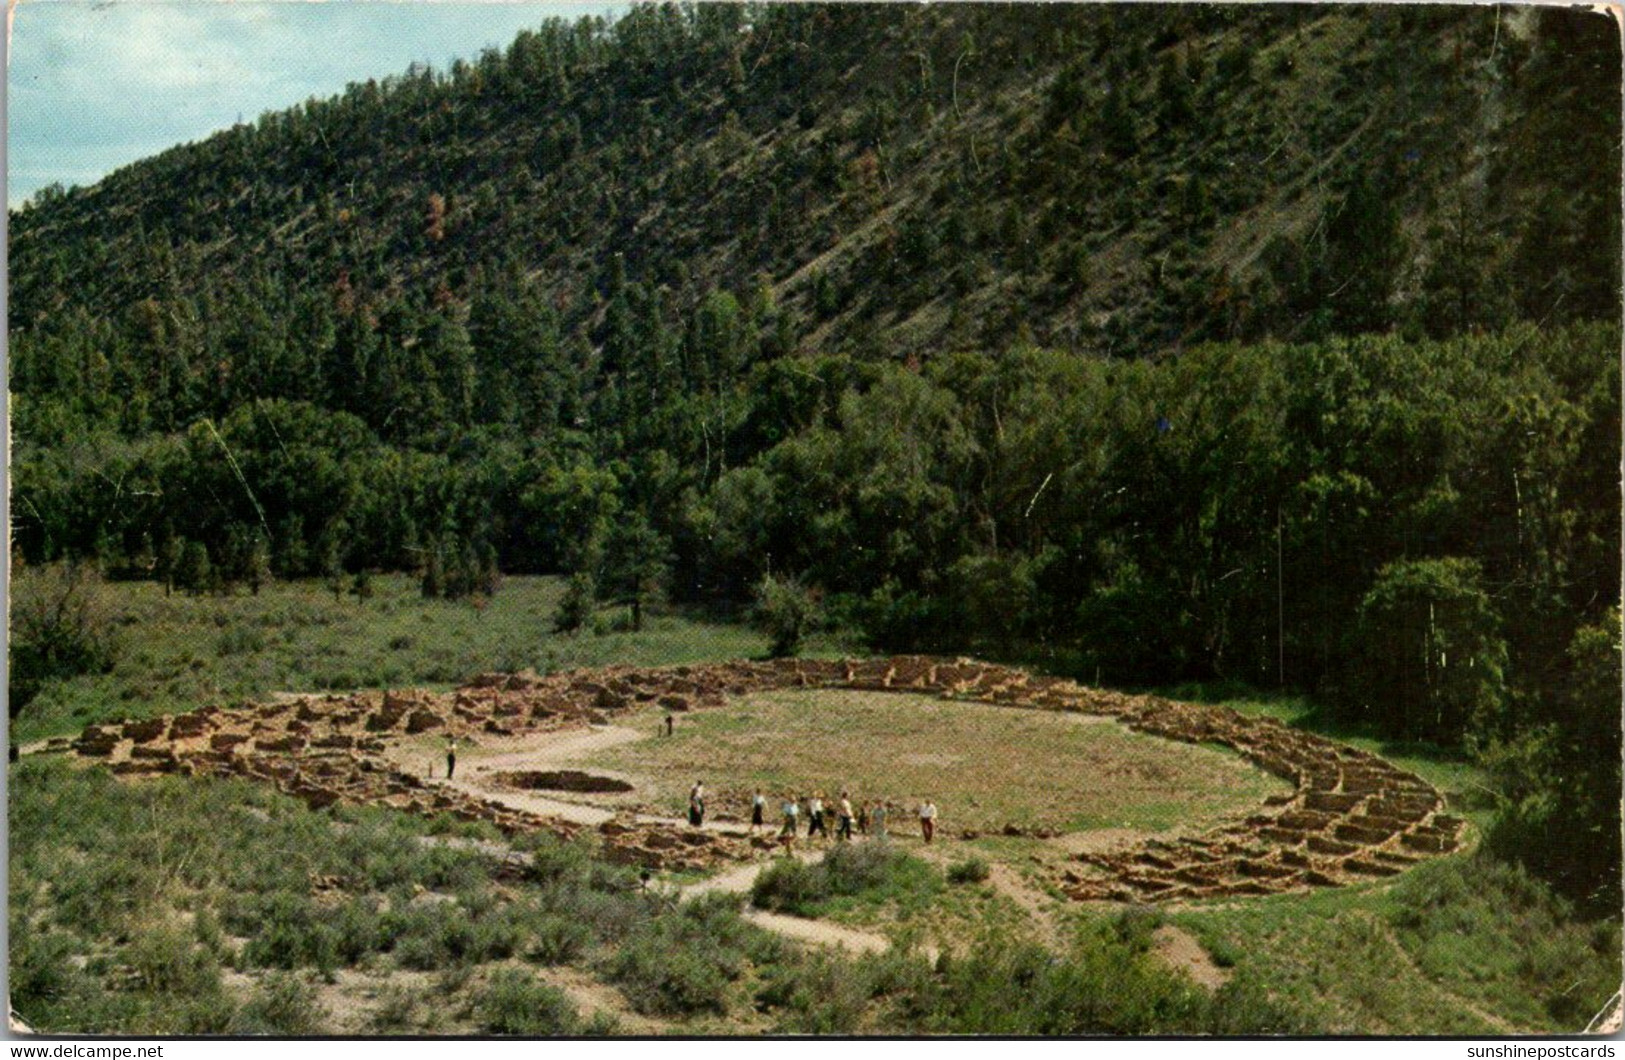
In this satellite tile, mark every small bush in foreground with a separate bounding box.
[945,857,991,884]
[476,969,580,1035]
[752,842,940,916]
[229,973,327,1036]
[600,896,756,1018]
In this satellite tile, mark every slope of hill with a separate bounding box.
[10,3,1619,432]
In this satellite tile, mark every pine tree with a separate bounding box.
[246,534,272,596]
[176,541,213,596]
[422,542,444,599]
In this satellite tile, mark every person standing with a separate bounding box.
[689,780,706,827]
[919,799,937,844]
[857,801,870,836]
[781,796,800,852]
[751,790,766,833]
[445,736,458,780]
[837,791,854,841]
[808,793,826,838]
[665,714,675,737]
[872,801,889,839]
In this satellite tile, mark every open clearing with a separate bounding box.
[21,643,1616,1035]
[574,688,1290,836]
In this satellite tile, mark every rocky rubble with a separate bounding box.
[67,656,1462,895]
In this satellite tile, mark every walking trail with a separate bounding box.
[674,849,934,960]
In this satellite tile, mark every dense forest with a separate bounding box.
[9,4,1621,906]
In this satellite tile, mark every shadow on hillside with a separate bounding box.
[1150,678,1477,778]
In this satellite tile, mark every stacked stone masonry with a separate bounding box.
[69,656,1462,896]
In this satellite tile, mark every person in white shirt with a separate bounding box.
[808,794,826,838]
[919,800,937,844]
[751,791,766,833]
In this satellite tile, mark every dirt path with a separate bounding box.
[742,910,894,957]
[534,965,677,1034]
[676,853,937,962]
[1151,925,1230,991]
[986,863,1066,949]
[677,852,814,899]
[1359,912,1527,1035]
[395,724,756,832]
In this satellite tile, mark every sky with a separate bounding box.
[6,1,622,209]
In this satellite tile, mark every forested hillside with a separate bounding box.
[9,3,1621,904]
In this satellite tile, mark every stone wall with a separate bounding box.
[66,656,1462,895]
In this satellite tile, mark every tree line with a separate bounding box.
[15,323,1619,914]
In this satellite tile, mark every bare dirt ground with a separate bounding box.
[1151,925,1231,991]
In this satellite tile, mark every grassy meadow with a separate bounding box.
[14,573,775,745]
[586,688,1288,833]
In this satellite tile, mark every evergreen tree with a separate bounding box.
[176,540,213,595]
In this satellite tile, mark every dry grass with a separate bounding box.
[584,689,1289,835]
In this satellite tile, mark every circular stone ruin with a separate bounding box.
[63,655,1465,895]
[493,769,634,794]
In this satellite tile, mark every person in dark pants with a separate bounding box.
[780,798,800,852]
[688,780,705,827]
[446,737,458,780]
[665,714,675,736]
[807,794,826,838]
[836,791,854,841]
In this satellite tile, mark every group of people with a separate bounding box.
[738,789,937,849]
[685,782,938,847]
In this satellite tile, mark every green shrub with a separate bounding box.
[476,969,580,1035]
[1389,854,1622,1031]
[581,1010,622,1035]
[752,573,821,657]
[946,857,991,884]
[10,562,120,717]
[525,913,593,966]
[10,928,86,1021]
[552,572,597,634]
[1111,907,1165,953]
[367,984,429,1033]
[1206,973,1319,1035]
[237,893,340,973]
[328,897,383,964]
[605,935,736,1018]
[751,858,826,912]
[922,935,1208,1035]
[759,950,870,1033]
[383,902,474,969]
[128,924,223,995]
[753,843,941,916]
[600,898,756,1018]
[230,973,327,1036]
[215,626,268,656]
